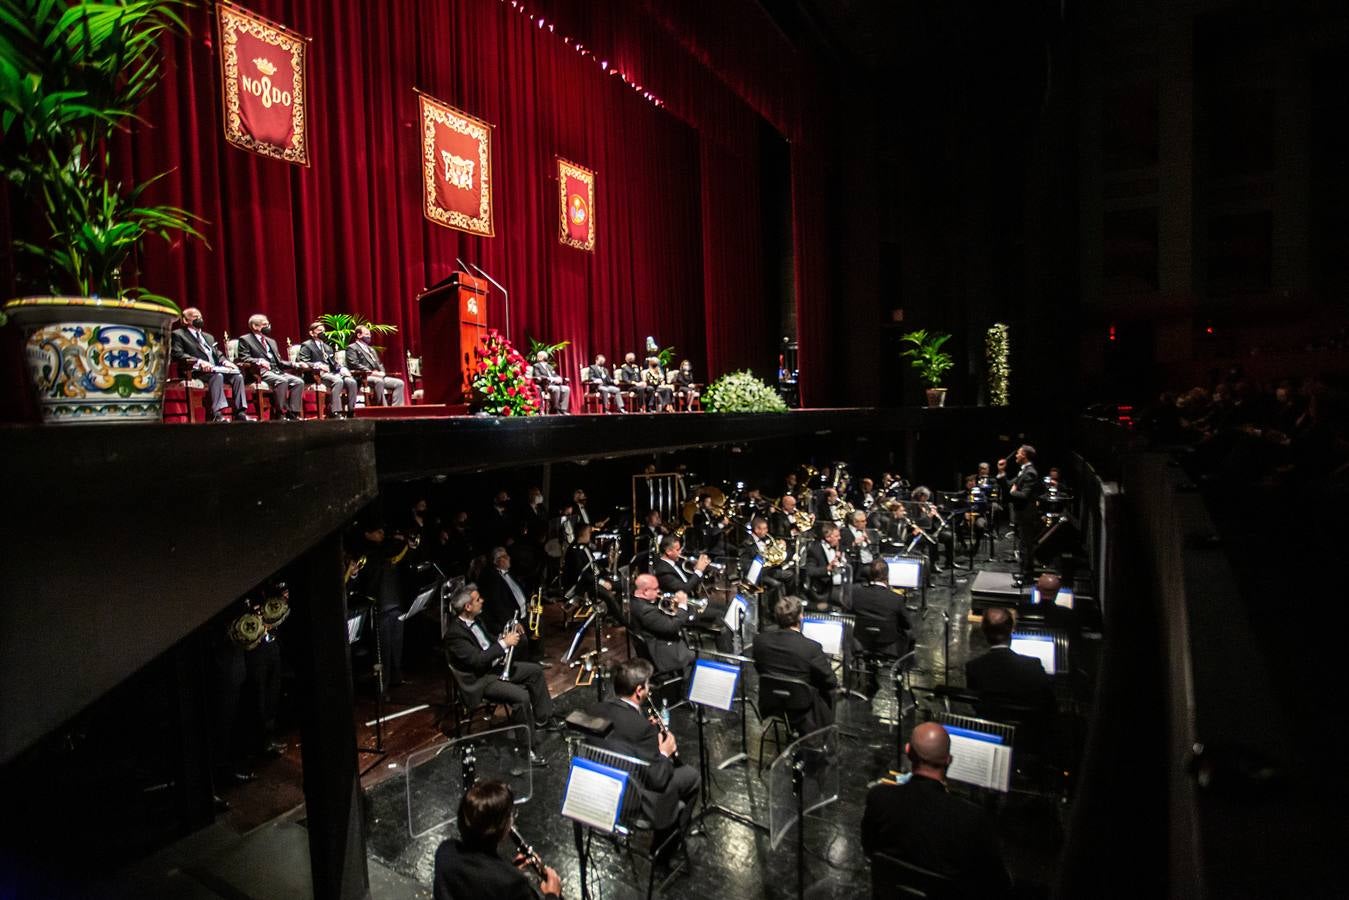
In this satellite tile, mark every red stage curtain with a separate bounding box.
[87,0,851,405]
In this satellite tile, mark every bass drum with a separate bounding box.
[681,486,727,525]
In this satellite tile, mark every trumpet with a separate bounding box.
[680,553,725,573]
[499,613,522,681]
[527,587,543,640]
[510,826,547,880]
[658,592,708,615]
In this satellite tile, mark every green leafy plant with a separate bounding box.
[899,329,955,389]
[316,312,397,350]
[472,329,540,417]
[0,0,205,317]
[985,322,1010,406]
[526,335,570,361]
[701,370,788,414]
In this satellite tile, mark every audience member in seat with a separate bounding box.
[964,606,1054,716]
[861,722,1012,897]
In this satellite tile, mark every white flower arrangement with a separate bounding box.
[985,323,1010,407]
[702,370,789,413]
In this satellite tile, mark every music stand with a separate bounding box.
[564,607,608,700]
[767,725,840,898]
[686,652,766,833]
[404,723,534,838]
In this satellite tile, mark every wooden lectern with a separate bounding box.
[417,271,489,409]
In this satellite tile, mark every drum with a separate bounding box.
[228,612,266,650]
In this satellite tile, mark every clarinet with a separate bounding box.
[510,826,547,880]
[644,692,680,764]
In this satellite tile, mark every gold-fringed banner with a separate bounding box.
[419,91,494,236]
[557,158,596,252]
[217,1,310,164]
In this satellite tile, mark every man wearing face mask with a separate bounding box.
[346,324,406,406]
[170,307,251,422]
[236,314,305,421]
[296,320,359,418]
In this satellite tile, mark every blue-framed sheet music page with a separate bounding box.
[746,556,764,586]
[723,593,752,629]
[687,657,740,710]
[561,757,628,833]
[883,554,923,590]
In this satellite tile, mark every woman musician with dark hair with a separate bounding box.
[433,779,562,899]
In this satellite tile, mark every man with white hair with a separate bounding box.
[442,584,560,750]
[530,350,570,414]
[235,313,304,420]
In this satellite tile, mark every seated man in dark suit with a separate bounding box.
[964,606,1055,719]
[587,658,700,859]
[862,722,1012,897]
[479,546,533,651]
[628,573,695,676]
[433,779,561,900]
[170,307,251,422]
[751,596,838,733]
[802,523,848,608]
[847,560,911,657]
[563,524,620,620]
[443,585,560,753]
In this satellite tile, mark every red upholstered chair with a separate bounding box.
[164,359,207,424]
[581,381,607,414]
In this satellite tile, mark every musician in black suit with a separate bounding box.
[169,307,250,422]
[861,722,1012,897]
[847,560,910,658]
[636,510,667,572]
[840,510,881,582]
[1006,444,1044,581]
[628,573,696,675]
[443,585,558,738]
[584,354,626,413]
[346,325,405,405]
[530,351,570,414]
[433,780,561,900]
[910,487,959,576]
[587,658,699,855]
[563,524,620,620]
[964,606,1054,716]
[296,320,359,417]
[802,523,848,608]
[739,516,795,600]
[751,596,838,733]
[479,547,533,653]
[350,520,411,689]
[652,536,732,652]
[235,314,304,420]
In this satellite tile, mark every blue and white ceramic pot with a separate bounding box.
[3,297,175,425]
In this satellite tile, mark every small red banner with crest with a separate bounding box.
[557,158,596,252]
[217,2,310,164]
[419,92,495,236]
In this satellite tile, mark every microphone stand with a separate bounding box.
[467,262,511,344]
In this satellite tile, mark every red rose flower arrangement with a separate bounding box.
[470,330,541,417]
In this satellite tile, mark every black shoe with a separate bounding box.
[952,561,968,570]
[232,412,255,422]
[931,564,945,574]
[212,794,231,813]
[262,741,287,759]
[529,751,549,768]
[283,412,301,421]
[536,660,554,669]
[535,717,565,733]
[229,770,257,784]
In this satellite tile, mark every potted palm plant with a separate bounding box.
[900,329,955,408]
[1,0,202,424]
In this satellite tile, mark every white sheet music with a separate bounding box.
[945,728,1013,792]
[1054,588,1074,609]
[801,617,844,657]
[885,556,922,590]
[688,659,740,711]
[1010,636,1056,675]
[400,585,437,622]
[561,758,628,833]
[723,594,751,629]
[345,614,364,645]
[746,556,764,586]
